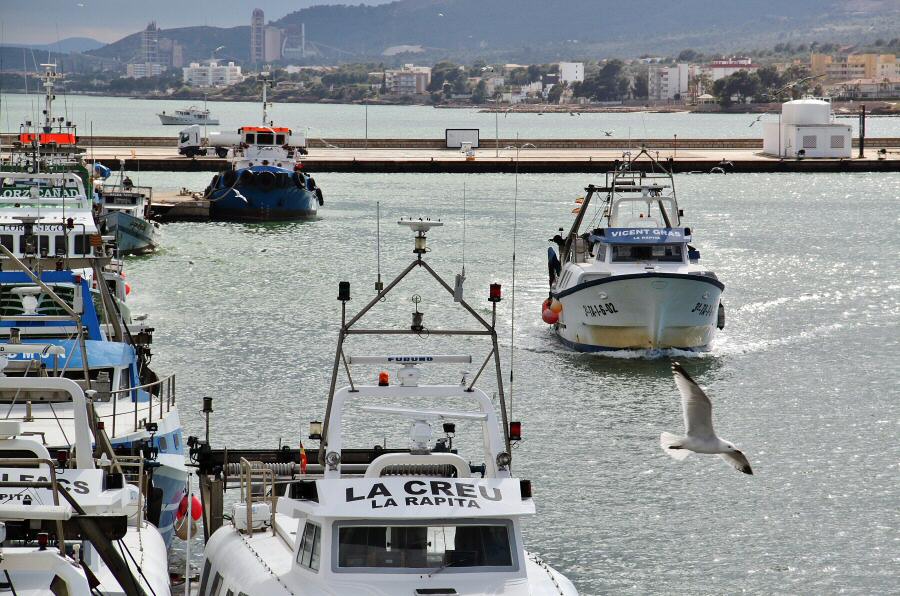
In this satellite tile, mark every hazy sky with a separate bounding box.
[0,0,393,44]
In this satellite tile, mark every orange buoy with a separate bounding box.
[177,494,202,521]
[542,308,559,324]
[550,299,562,313]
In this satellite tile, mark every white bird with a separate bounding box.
[660,362,753,475]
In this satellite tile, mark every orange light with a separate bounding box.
[125,283,132,296]
[378,371,390,386]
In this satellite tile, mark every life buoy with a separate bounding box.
[257,171,277,191]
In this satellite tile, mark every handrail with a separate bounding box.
[106,374,175,396]
[239,458,276,535]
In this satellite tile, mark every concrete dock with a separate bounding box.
[4,137,899,173]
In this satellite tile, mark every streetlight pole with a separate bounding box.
[365,97,369,150]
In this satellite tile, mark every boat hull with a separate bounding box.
[158,114,218,125]
[105,211,159,255]
[553,272,723,351]
[208,169,320,221]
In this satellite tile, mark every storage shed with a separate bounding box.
[762,98,852,158]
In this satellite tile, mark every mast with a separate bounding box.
[260,70,272,126]
[40,63,59,133]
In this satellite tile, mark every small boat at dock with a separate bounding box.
[545,149,725,351]
[205,72,323,221]
[95,162,160,255]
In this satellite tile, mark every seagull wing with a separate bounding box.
[719,451,753,475]
[672,362,715,439]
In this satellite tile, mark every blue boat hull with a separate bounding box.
[208,166,320,221]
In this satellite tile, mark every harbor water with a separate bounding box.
[125,170,898,594]
[2,94,900,139]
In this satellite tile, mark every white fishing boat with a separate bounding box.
[544,149,725,351]
[158,106,219,126]
[0,368,171,595]
[195,219,577,595]
[96,163,160,256]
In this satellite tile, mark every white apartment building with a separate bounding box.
[264,26,284,62]
[182,61,244,88]
[385,65,432,95]
[703,57,759,81]
[648,63,694,100]
[126,62,164,78]
[559,62,584,84]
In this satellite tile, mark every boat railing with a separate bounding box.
[5,374,176,437]
[112,454,145,526]
[238,457,276,534]
[0,457,67,555]
[105,373,176,435]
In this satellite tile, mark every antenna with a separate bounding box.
[375,201,383,292]
[453,181,466,302]
[509,134,520,420]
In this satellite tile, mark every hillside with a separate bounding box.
[88,0,900,64]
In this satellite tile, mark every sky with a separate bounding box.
[0,0,394,45]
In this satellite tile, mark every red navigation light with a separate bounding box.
[37,532,49,550]
[56,450,69,467]
[509,421,521,441]
[378,371,390,386]
[488,283,502,303]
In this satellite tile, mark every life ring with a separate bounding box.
[257,171,277,191]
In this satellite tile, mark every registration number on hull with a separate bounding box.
[691,303,714,317]
[583,302,619,317]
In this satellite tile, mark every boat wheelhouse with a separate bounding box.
[195,219,576,595]
[546,149,725,351]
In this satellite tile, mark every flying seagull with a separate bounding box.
[749,115,764,127]
[660,362,753,475]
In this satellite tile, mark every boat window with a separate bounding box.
[244,133,255,144]
[335,522,514,572]
[158,436,168,452]
[275,134,285,145]
[0,235,12,252]
[20,235,49,255]
[256,133,274,145]
[54,235,67,256]
[73,234,92,256]
[595,243,607,263]
[297,521,321,571]
[611,244,683,263]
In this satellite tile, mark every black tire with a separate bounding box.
[183,148,197,158]
[315,187,324,206]
[292,171,305,189]
[239,169,255,185]
[215,147,229,158]
[222,169,237,187]
[257,170,276,191]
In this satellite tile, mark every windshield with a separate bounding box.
[335,521,514,572]
[612,244,683,263]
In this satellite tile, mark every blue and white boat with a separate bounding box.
[206,73,323,221]
[545,149,725,351]
[0,176,187,547]
[95,163,160,255]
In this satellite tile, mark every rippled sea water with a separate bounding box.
[127,170,899,594]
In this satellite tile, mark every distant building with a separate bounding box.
[384,65,432,95]
[648,64,696,100]
[762,98,851,159]
[558,62,584,84]
[831,77,900,99]
[125,63,164,78]
[702,57,759,81]
[264,26,284,62]
[171,42,184,68]
[811,53,898,81]
[127,22,164,78]
[182,61,244,88]
[250,8,265,64]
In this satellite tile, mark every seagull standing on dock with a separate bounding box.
[660,363,753,475]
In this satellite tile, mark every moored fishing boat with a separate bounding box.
[194,218,576,595]
[96,162,160,255]
[205,72,323,221]
[0,372,171,595]
[544,149,725,351]
[158,106,219,126]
